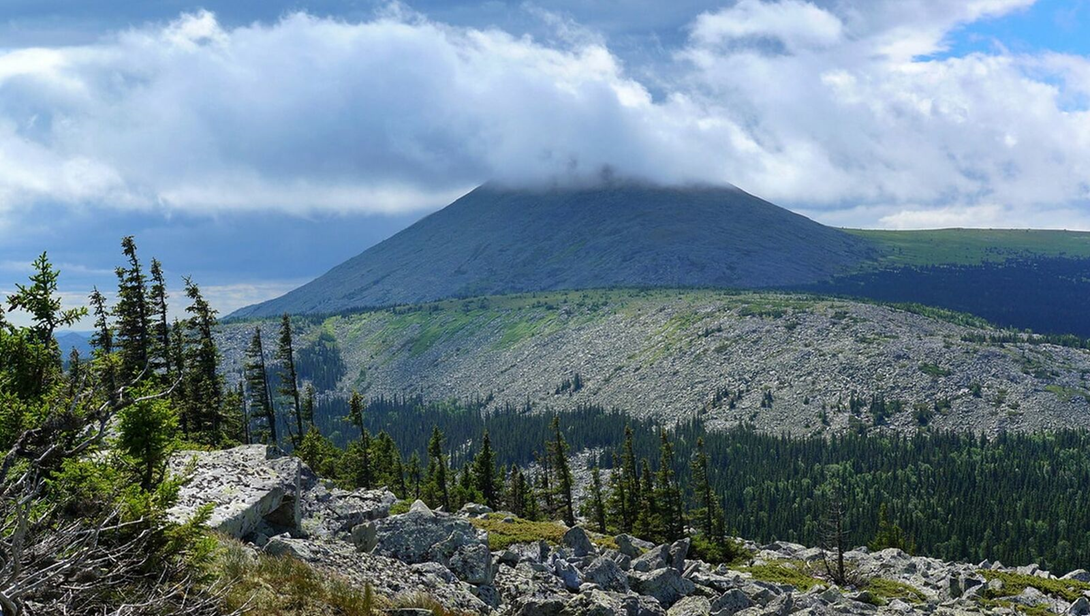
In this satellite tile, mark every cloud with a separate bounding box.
[0,1,1087,229]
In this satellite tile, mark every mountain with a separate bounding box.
[219,289,1090,436]
[231,183,875,318]
[55,331,93,362]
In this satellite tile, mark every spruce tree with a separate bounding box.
[301,383,316,429]
[118,392,178,491]
[114,236,151,381]
[88,286,117,395]
[148,258,171,377]
[656,430,685,542]
[182,278,223,444]
[244,328,276,446]
[620,425,641,532]
[472,431,499,509]
[634,459,657,540]
[690,436,715,538]
[276,314,302,445]
[406,452,423,499]
[605,456,629,532]
[549,416,575,526]
[587,465,607,533]
[423,427,450,510]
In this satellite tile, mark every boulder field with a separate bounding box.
[169,445,1090,615]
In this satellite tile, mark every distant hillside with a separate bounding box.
[230,183,874,318]
[806,229,1090,337]
[219,290,1090,436]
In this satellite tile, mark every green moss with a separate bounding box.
[388,500,411,516]
[982,570,1090,602]
[866,578,926,604]
[468,514,568,550]
[736,563,824,591]
[918,362,951,378]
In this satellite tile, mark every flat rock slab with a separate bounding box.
[166,444,298,538]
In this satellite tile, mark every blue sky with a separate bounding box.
[1,0,1088,323]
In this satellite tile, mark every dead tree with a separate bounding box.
[0,378,234,615]
[820,487,849,586]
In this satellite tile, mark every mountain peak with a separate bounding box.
[231,184,874,318]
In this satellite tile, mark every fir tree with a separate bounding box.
[472,431,500,509]
[423,427,450,510]
[346,390,365,434]
[118,391,178,490]
[634,459,657,540]
[88,286,117,396]
[690,437,715,538]
[620,425,641,532]
[114,236,151,381]
[548,416,575,526]
[406,452,423,499]
[182,278,223,444]
[301,383,316,429]
[276,314,302,445]
[586,465,607,533]
[148,258,171,377]
[244,328,276,446]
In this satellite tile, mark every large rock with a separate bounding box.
[298,473,397,539]
[668,596,711,616]
[585,556,631,593]
[371,499,493,587]
[710,588,753,615]
[630,567,696,608]
[449,543,494,585]
[561,590,666,616]
[372,500,477,562]
[166,444,299,538]
[1063,570,1090,583]
[615,535,643,559]
[564,526,597,558]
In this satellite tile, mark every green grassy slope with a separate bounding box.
[846,228,1090,267]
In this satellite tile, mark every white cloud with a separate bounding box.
[0,1,1087,229]
[690,0,844,52]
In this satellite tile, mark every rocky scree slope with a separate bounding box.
[219,291,1090,435]
[172,445,1090,616]
[230,183,874,318]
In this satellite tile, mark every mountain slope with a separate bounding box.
[231,183,874,318]
[219,290,1090,436]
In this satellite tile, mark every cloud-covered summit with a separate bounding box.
[0,0,1088,234]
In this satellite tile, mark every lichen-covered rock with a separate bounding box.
[1063,570,1090,583]
[372,500,481,564]
[449,543,494,585]
[166,444,297,538]
[630,567,696,608]
[564,526,597,558]
[668,595,711,616]
[585,556,631,593]
[711,588,753,615]
[298,472,396,540]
